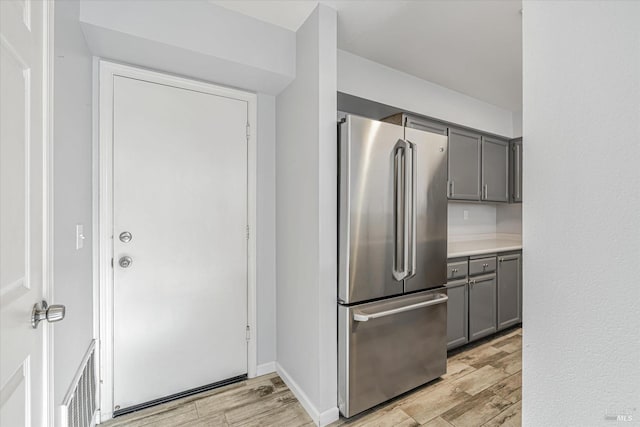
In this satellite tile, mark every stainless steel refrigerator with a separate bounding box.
[338,114,449,418]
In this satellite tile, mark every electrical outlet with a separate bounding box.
[463,210,469,220]
[76,224,85,250]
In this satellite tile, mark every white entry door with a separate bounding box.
[1,1,50,426]
[111,74,249,412]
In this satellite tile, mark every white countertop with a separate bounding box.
[448,234,522,258]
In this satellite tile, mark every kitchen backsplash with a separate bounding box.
[448,202,522,239]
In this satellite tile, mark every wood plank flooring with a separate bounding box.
[103,327,521,427]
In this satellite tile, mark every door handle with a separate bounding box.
[119,256,133,268]
[392,139,410,281]
[353,294,448,322]
[407,140,417,279]
[32,300,66,328]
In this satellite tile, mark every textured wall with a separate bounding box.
[522,2,640,425]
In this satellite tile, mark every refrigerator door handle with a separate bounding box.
[353,294,449,322]
[393,140,410,281]
[407,141,417,279]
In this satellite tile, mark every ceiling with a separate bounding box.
[210,1,523,111]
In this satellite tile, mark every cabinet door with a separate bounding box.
[497,253,522,330]
[405,115,448,136]
[448,128,481,200]
[510,139,523,203]
[481,136,509,202]
[446,280,468,350]
[469,274,497,341]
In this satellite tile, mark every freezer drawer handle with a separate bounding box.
[353,294,448,322]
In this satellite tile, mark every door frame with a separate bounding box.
[94,60,257,422]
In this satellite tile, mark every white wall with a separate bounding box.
[338,50,515,137]
[522,2,640,425]
[52,0,95,415]
[79,0,295,95]
[276,5,338,425]
[512,110,523,138]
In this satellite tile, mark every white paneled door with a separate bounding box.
[1,1,50,426]
[111,75,249,412]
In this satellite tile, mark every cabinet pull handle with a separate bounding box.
[515,144,521,200]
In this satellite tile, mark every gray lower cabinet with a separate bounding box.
[497,252,522,330]
[510,138,523,203]
[481,136,509,202]
[448,128,481,200]
[468,274,497,341]
[446,279,468,350]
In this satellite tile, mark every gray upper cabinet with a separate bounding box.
[448,128,481,201]
[468,273,497,341]
[405,115,448,136]
[481,136,509,202]
[497,252,522,330]
[380,112,516,204]
[381,113,449,136]
[510,138,523,203]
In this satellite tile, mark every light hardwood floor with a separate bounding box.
[104,327,521,427]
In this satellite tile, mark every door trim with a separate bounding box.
[94,60,257,422]
[44,2,55,425]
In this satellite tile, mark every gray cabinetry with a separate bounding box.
[447,260,468,281]
[405,115,448,136]
[497,252,522,330]
[510,138,523,203]
[469,256,496,276]
[381,113,448,136]
[446,279,468,349]
[481,136,509,202]
[468,273,497,341]
[448,128,481,200]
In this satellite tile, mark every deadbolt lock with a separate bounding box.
[119,231,132,243]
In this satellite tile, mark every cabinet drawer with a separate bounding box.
[447,261,468,280]
[469,257,496,275]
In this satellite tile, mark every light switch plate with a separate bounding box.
[463,210,469,220]
[76,224,85,250]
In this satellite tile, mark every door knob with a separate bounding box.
[32,300,66,328]
[119,231,132,243]
[119,256,132,268]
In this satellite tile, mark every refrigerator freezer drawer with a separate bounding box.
[338,290,448,418]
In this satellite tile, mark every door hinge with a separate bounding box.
[246,123,250,139]
[111,258,113,268]
[246,325,251,341]
[246,225,250,240]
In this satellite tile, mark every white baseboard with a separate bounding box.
[256,361,276,377]
[319,406,340,426]
[275,363,339,427]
